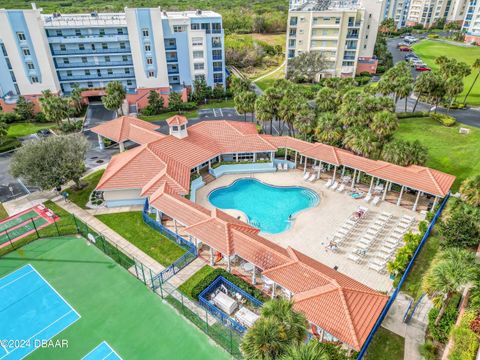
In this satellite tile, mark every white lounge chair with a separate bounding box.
[283,163,288,171]
[372,196,381,206]
[324,179,333,187]
[348,253,361,263]
[337,184,345,192]
[307,174,316,182]
[364,193,372,202]
[330,182,339,191]
[277,163,283,171]
[303,172,311,180]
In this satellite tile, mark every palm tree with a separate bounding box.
[280,341,329,360]
[315,112,344,146]
[235,91,256,122]
[69,84,83,115]
[459,175,480,207]
[397,76,414,112]
[423,248,476,325]
[255,95,275,134]
[445,76,464,113]
[241,317,291,360]
[407,140,428,166]
[413,72,435,112]
[315,87,337,112]
[343,127,380,158]
[370,110,398,141]
[381,140,409,166]
[0,120,8,145]
[39,90,70,126]
[463,58,480,105]
[294,107,316,140]
[102,80,126,116]
[260,299,307,343]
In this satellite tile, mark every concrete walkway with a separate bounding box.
[382,292,432,360]
[253,61,286,82]
[86,205,143,215]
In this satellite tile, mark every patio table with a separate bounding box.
[242,263,254,272]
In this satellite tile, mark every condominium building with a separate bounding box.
[0,5,225,111]
[462,0,480,43]
[286,0,385,78]
[405,0,468,27]
[383,0,412,27]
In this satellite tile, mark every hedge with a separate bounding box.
[427,293,461,343]
[430,113,456,127]
[396,111,429,119]
[189,268,269,302]
[0,137,21,153]
[449,310,479,360]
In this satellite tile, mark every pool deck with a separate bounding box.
[195,170,423,292]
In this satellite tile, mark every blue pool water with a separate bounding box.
[209,178,319,234]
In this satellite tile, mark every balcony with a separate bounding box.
[212,55,222,60]
[348,21,362,27]
[58,73,135,81]
[212,42,222,48]
[213,66,223,72]
[166,57,178,63]
[165,45,177,50]
[47,34,130,44]
[168,69,179,75]
[343,55,356,60]
[55,61,133,69]
[346,33,359,39]
[51,47,131,56]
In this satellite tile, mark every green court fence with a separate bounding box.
[0,213,243,358]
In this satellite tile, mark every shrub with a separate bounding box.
[354,76,371,86]
[450,311,479,360]
[359,71,373,78]
[34,112,47,123]
[428,34,440,39]
[427,293,461,343]
[0,112,20,124]
[439,209,480,248]
[430,113,456,127]
[418,220,428,235]
[396,111,429,119]
[376,65,385,74]
[190,268,268,302]
[180,101,197,111]
[419,341,437,360]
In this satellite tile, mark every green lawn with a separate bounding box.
[179,265,216,300]
[66,169,105,209]
[395,116,480,191]
[0,203,8,220]
[366,327,405,360]
[412,40,480,105]
[7,122,56,138]
[139,99,236,122]
[255,66,286,91]
[0,236,228,360]
[95,211,186,266]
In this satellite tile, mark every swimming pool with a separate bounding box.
[208,178,319,234]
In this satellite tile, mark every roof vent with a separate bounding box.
[333,265,338,271]
[196,9,202,15]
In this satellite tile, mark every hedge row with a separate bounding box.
[427,293,461,343]
[189,268,269,302]
[430,113,456,127]
[396,111,429,119]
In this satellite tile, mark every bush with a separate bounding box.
[430,113,456,127]
[359,71,373,78]
[59,121,82,133]
[439,208,480,248]
[376,65,385,74]
[180,101,197,111]
[34,112,47,123]
[0,137,21,153]
[419,341,437,360]
[354,76,371,86]
[190,268,268,302]
[0,112,20,124]
[428,34,440,39]
[396,111,429,119]
[418,220,428,235]
[427,293,461,343]
[449,310,479,360]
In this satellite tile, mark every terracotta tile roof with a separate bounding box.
[91,116,163,144]
[303,143,341,166]
[166,115,188,126]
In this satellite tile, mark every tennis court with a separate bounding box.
[0,264,80,360]
[0,205,58,249]
[82,342,121,360]
[0,236,229,359]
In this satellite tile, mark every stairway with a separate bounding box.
[202,173,216,185]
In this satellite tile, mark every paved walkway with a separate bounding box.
[86,205,143,215]
[382,292,432,360]
[253,61,286,82]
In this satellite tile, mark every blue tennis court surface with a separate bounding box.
[82,341,122,360]
[0,264,80,360]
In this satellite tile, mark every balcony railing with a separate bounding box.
[47,34,130,43]
[213,67,223,72]
[212,42,222,48]
[212,55,222,60]
[168,70,179,75]
[55,61,133,68]
[58,73,135,81]
[348,21,362,27]
[51,47,131,56]
[166,57,178,62]
[346,33,359,39]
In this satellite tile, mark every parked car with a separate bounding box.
[397,42,410,48]
[411,59,425,66]
[399,47,412,52]
[416,66,431,71]
[405,36,418,42]
[405,54,418,60]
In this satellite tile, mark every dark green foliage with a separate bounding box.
[14,96,35,121]
[34,112,47,123]
[189,268,268,302]
[143,90,164,115]
[427,293,461,343]
[439,208,480,248]
[167,91,183,111]
[0,112,20,124]
[429,113,456,127]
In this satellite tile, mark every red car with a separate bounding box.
[416,66,431,71]
[399,47,412,52]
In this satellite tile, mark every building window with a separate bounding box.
[165,39,176,48]
[193,50,204,59]
[125,68,130,74]
[212,37,221,47]
[81,57,87,63]
[148,70,154,77]
[17,32,26,41]
[213,61,222,70]
[145,44,151,52]
[26,62,34,70]
[117,28,124,35]
[122,55,128,62]
[212,50,222,60]
[191,23,200,30]
[192,37,203,46]
[201,23,210,32]
[120,42,126,49]
[56,30,62,36]
[127,80,132,86]
[10,71,16,82]
[107,69,113,75]
[63,58,70,64]
[105,56,110,62]
[212,23,221,33]
[213,73,223,83]
[173,25,187,32]
[102,43,108,50]
[79,44,85,50]
[87,82,93,87]
[99,29,105,36]
[146,57,153,64]
[22,48,30,56]
[75,29,81,36]
[194,62,204,70]
[335,17,341,24]
[142,28,149,37]
[85,70,90,75]
[31,76,39,83]
[67,70,72,76]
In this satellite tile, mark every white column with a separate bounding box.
[332,166,337,181]
[253,153,257,162]
[389,182,393,191]
[412,190,421,211]
[271,282,276,298]
[271,151,275,161]
[432,196,438,209]
[284,148,287,160]
[368,176,375,194]
[210,248,214,266]
[294,151,298,166]
[252,266,257,285]
[356,171,361,183]
[300,155,303,165]
[303,158,307,173]
[236,153,239,162]
[97,134,104,150]
[351,169,357,190]
[208,160,211,169]
[316,161,322,178]
[341,166,345,177]
[397,186,405,206]
[174,219,178,234]
[196,166,200,174]
[155,209,160,222]
[382,181,389,201]
[227,256,231,272]
[119,141,125,152]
